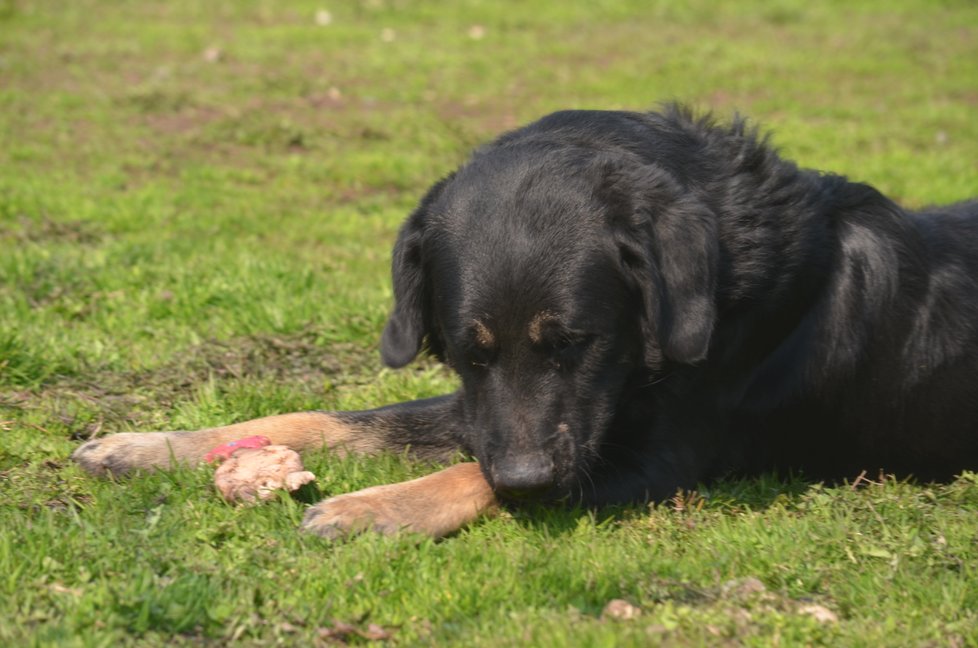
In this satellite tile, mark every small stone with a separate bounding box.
[315,10,332,26]
[798,603,838,624]
[722,576,766,598]
[602,599,642,620]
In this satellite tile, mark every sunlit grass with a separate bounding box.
[2,0,977,644]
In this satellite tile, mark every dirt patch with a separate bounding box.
[142,105,226,137]
[0,216,104,245]
[8,329,378,437]
[190,329,369,384]
[433,99,521,144]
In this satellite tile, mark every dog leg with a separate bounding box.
[301,462,496,539]
[71,395,462,476]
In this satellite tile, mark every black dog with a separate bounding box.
[73,106,978,537]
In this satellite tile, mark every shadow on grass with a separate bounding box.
[504,472,818,538]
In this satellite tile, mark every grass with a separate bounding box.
[1,0,977,644]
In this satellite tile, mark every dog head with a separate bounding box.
[381,110,719,501]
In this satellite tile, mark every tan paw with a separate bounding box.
[71,432,185,475]
[301,463,496,539]
[301,487,412,539]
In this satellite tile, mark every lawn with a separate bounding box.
[2,0,977,645]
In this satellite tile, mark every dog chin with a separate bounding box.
[491,473,586,507]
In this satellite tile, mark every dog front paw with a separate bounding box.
[301,487,411,539]
[71,432,182,475]
[301,463,496,539]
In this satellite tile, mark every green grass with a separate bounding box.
[2,0,977,644]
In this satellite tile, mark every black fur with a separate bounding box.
[380,105,978,504]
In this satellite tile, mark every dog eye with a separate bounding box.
[548,334,594,369]
[559,333,594,352]
[468,346,494,368]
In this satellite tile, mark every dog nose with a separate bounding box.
[490,454,555,499]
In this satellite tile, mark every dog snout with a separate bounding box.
[490,453,556,499]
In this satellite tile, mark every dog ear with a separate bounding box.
[380,177,451,368]
[380,213,426,368]
[648,196,719,363]
[611,171,719,365]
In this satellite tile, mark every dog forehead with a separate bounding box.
[432,176,606,268]
[450,248,618,338]
[425,147,633,332]
[435,145,611,228]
